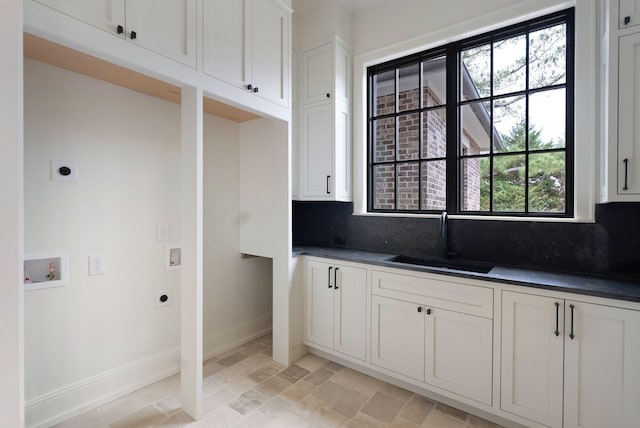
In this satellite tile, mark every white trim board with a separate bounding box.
[25,348,180,428]
[203,314,273,362]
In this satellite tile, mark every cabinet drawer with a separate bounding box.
[371,270,493,318]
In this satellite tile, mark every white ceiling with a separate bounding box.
[293,0,386,13]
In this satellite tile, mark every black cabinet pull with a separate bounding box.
[117,25,124,34]
[417,306,422,313]
[328,266,333,289]
[625,16,631,25]
[334,268,339,290]
[426,308,432,315]
[247,84,253,90]
[554,302,560,336]
[326,176,331,194]
[569,304,575,340]
[253,87,259,93]
[130,30,137,40]
[326,93,331,98]
[623,158,629,190]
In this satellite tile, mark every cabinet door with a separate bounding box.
[304,260,334,349]
[333,265,367,360]
[125,0,196,68]
[501,291,564,428]
[425,308,493,405]
[334,103,351,200]
[35,0,125,36]
[301,104,333,198]
[618,33,640,195]
[203,0,251,88]
[251,0,290,106]
[302,43,332,106]
[564,301,640,428]
[334,40,351,107]
[371,295,425,381]
[620,0,640,29]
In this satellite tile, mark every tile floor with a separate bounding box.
[54,334,504,428]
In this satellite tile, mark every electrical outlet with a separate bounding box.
[155,289,172,307]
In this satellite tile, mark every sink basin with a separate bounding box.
[384,255,494,274]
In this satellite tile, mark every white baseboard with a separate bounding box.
[25,314,273,428]
[203,314,272,361]
[289,343,308,364]
[25,348,180,428]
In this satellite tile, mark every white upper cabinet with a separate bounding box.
[125,0,196,68]
[620,0,640,29]
[296,37,352,201]
[300,103,333,197]
[251,0,290,106]
[203,0,251,89]
[302,43,332,105]
[33,0,196,67]
[203,0,290,107]
[34,0,125,35]
[617,32,640,195]
[602,1,640,201]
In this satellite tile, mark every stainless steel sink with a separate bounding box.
[384,255,494,274]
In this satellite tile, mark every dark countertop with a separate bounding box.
[293,245,640,303]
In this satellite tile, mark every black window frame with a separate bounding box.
[366,8,575,218]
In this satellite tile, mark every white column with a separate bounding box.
[0,1,24,426]
[272,119,293,365]
[180,85,203,420]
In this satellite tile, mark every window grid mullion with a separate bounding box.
[418,61,424,210]
[394,69,399,210]
[489,41,495,213]
[525,31,531,214]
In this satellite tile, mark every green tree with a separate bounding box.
[480,121,565,213]
[464,23,567,213]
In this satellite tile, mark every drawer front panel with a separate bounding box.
[371,270,493,318]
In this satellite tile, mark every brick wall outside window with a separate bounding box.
[373,88,481,211]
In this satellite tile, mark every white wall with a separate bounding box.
[293,0,353,48]
[347,0,597,221]
[203,115,273,359]
[351,0,569,55]
[23,59,182,426]
[23,59,277,426]
[0,1,24,426]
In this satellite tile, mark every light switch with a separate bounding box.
[88,255,105,276]
[157,224,169,242]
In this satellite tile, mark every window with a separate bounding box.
[367,9,574,217]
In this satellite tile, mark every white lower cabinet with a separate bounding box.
[303,257,640,428]
[304,259,367,360]
[371,294,493,405]
[502,290,640,428]
[501,291,565,427]
[424,307,493,405]
[564,300,640,428]
[371,295,425,380]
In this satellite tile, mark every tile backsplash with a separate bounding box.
[293,201,640,278]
